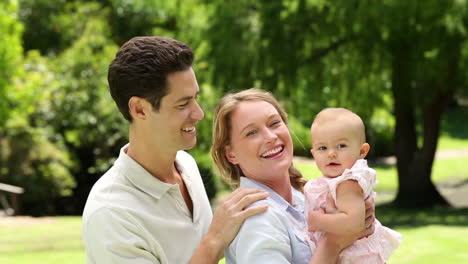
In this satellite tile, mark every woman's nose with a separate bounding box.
[264,128,277,142]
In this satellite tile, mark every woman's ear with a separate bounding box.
[128,96,148,120]
[224,145,239,164]
[360,143,370,158]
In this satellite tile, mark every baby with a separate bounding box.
[304,108,401,264]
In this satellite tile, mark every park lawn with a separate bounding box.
[438,134,468,150]
[390,225,468,263]
[0,216,85,264]
[0,212,466,264]
[295,156,468,191]
[218,225,468,263]
[219,206,468,264]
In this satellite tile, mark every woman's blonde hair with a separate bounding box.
[211,88,307,191]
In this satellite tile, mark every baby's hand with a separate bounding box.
[307,208,325,232]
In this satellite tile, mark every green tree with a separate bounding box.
[204,0,468,207]
[0,0,23,130]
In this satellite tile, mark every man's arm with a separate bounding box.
[83,208,160,264]
[189,188,268,264]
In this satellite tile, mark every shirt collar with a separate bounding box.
[239,177,304,215]
[115,144,187,199]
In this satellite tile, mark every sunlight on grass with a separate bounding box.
[219,225,468,264]
[0,217,85,264]
[438,135,468,150]
[391,225,468,263]
[296,157,468,191]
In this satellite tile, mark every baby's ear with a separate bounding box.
[225,145,239,164]
[310,149,315,158]
[360,143,370,158]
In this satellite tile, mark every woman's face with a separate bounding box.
[225,100,293,184]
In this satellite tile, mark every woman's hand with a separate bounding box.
[363,195,375,238]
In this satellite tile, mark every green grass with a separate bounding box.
[378,206,468,264]
[391,225,468,263]
[438,134,468,150]
[295,156,468,191]
[222,207,468,264]
[0,216,85,264]
[1,210,467,264]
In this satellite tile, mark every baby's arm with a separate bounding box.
[308,180,365,235]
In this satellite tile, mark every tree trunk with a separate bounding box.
[392,41,460,208]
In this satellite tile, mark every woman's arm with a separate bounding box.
[308,180,365,235]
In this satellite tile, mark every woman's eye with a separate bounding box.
[246,130,257,137]
[270,120,281,127]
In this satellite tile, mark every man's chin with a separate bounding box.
[182,140,197,151]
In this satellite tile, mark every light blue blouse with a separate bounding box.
[225,177,312,264]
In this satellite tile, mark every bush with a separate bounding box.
[0,121,75,216]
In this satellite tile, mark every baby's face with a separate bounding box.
[310,121,366,178]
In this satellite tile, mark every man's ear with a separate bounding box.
[224,145,239,164]
[128,96,148,120]
[360,143,370,158]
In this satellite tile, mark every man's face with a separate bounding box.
[147,67,204,153]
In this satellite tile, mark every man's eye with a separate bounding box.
[179,102,189,108]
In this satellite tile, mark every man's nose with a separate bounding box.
[191,101,204,121]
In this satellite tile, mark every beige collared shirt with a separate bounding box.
[82,144,212,264]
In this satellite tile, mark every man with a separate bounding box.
[82,36,268,263]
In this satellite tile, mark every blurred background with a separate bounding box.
[0,0,467,263]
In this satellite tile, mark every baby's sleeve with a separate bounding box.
[328,159,378,202]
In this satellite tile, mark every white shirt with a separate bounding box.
[82,144,212,264]
[225,177,312,264]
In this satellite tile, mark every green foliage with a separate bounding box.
[18,0,69,54]
[0,0,23,130]
[0,121,75,216]
[1,0,466,213]
[289,116,311,157]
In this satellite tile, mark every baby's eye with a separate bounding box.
[318,146,327,151]
[337,144,347,149]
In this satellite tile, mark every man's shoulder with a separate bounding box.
[82,165,133,217]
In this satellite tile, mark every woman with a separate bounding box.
[211,88,374,264]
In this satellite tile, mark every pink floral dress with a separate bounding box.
[304,159,402,264]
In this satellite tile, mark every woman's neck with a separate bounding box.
[253,172,293,204]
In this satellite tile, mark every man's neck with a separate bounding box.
[127,134,180,184]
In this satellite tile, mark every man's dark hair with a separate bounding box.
[108,36,194,121]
